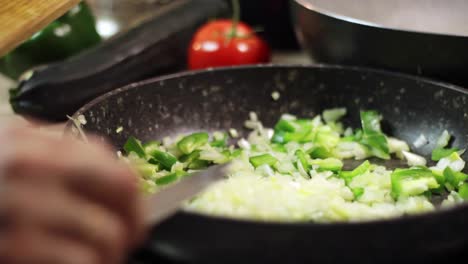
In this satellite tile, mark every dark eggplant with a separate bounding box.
[10,0,229,122]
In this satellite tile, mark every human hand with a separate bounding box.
[0,122,144,264]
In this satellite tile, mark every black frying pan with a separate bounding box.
[291,0,468,87]
[68,65,468,264]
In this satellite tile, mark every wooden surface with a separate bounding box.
[0,0,80,57]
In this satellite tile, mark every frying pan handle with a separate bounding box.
[10,0,229,122]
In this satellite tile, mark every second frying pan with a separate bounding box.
[292,0,468,87]
[69,65,468,264]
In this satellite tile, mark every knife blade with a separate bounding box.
[143,163,231,226]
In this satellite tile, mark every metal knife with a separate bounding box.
[143,163,231,226]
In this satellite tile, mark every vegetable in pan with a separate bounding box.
[122,109,467,222]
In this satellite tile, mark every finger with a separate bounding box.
[0,130,138,213]
[0,127,121,176]
[0,126,143,246]
[0,228,99,264]
[0,182,128,264]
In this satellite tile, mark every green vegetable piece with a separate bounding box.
[136,164,158,178]
[323,108,347,123]
[155,173,179,185]
[354,129,363,141]
[431,169,445,185]
[295,119,313,130]
[188,159,210,170]
[308,146,331,159]
[179,150,201,163]
[315,131,340,149]
[340,160,371,183]
[231,149,243,158]
[272,144,287,153]
[360,133,390,160]
[179,150,210,169]
[391,167,440,199]
[271,130,286,144]
[341,136,356,142]
[423,191,433,199]
[155,171,188,185]
[295,150,311,172]
[310,158,343,172]
[352,187,365,199]
[143,140,161,154]
[274,119,297,132]
[150,150,177,170]
[272,118,314,144]
[211,133,228,147]
[284,131,308,143]
[443,167,468,190]
[459,183,468,200]
[124,136,146,158]
[340,161,370,198]
[360,110,382,134]
[431,147,459,161]
[177,132,209,154]
[249,154,278,168]
[358,111,390,159]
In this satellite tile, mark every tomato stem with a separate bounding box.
[228,0,241,41]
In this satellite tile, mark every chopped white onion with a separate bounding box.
[322,108,347,123]
[77,114,87,125]
[249,111,258,122]
[237,138,251,149]
[344,127,353,137]
[271,91,280,101]
[229,128,239,138]
[436,130,451,148]
[413,134,428,148]
[281,113,297,121]
[435,153,466,172]
[402,151,427,167]
[388,138,410,159]
[265,128,274,140]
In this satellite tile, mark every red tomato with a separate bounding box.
[188,19,271,70]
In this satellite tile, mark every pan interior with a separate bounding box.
[296,0,468,37]
[73,65,468,208]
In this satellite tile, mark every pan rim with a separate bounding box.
[293,0,468,38]
[69,63,468,227]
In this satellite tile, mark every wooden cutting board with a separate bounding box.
[0,0,80,57]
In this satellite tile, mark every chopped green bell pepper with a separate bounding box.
[391,167,439,199]
[177,132,209,154]
[340,160,371,183]
[431,147,459,161]
[459,183,468,200]
[210,132,228,147]
[250,154,278,168]
[149,150,177,170]
[295,149,311,172]
[443,167,468,191]
[124,136,146,158]
[359,111,390,160]
[310,158,343,172]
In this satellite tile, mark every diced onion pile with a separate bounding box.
[122,109,468,222]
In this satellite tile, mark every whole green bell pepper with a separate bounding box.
[0,1,101,80]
